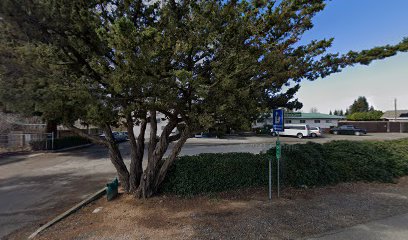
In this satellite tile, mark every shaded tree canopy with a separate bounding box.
[1,0,407,197]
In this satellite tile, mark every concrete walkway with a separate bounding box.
[306,213,408,240]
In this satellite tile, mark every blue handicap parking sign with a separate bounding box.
[273,109,284,132]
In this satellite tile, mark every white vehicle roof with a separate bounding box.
[284,124,309,126]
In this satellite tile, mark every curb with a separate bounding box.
[28,187,106,239]
[0,144,93,166]
[52,143,94,153]
[0,153,45,166]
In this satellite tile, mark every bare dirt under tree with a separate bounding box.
[9,177,408,240]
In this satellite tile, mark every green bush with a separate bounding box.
[160,139,408,195]
[346,110,383,121]
[30,136,91,150]
[161,153,269,195]
[254,124,273,134]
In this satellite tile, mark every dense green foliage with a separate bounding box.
[161,153,268,195]
[345,96,383,120]
[161,139,408,195]
[349,96,370,114]
[1,1,407,132]
[346,110,384,121]
[30,136,91,151]
[254,124,273,134]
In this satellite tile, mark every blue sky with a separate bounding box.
[295,0,408,113]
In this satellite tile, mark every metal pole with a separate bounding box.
[45,134,48,150]
[51,132,54,150]
[269,150,272,200]
[277,132,280,198]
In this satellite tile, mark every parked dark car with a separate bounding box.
[329,125,367,136]
[99,131,129,142]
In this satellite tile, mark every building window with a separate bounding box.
[300,120,306,123]
[314,120,321,123]
[326,120,332,123]
[285,120,292,123]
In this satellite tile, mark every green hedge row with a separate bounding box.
[30,136,91,150]
[160,139,408,195]
[346,110,384,121]
[161,153,268,195]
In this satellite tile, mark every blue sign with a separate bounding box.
[273,109,285,132]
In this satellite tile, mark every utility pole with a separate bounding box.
[394,98,397,121]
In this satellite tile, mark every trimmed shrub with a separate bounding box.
[346,110,383,121]
[160,139,408,195]
[161,153,268,195]
[30,136,91,150]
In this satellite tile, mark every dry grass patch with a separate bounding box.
[29,177,408,240]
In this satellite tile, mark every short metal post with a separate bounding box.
[45,134,48,150]
[269,155,272,200]
[51,132,54,150]
[277,132,280,198]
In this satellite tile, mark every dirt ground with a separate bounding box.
[9,176,407,240]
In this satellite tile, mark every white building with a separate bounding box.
[254,112,346,131]
[381,110,408,122]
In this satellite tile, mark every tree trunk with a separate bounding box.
[148,110,157,162]
[154,125,190,189]
[103,124,130,192]
[107,142,130,192]
[46,120,58,136]
[67,123,130,192]
[136,121,186,198]
[135,122,146,185]
[126,112,146,193]
[66,124,107,145]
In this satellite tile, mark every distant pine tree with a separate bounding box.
[349,96,370,114]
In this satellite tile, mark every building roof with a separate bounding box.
[286,112,346,120]
[381,110,408,119]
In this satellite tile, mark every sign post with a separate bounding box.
[271,109,284,200]
[276,134,281,198]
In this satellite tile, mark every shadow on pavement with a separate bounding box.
[0,171,114,239]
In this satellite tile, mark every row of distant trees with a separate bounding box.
[327,96,383,121]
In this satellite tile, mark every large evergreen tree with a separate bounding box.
[349,96,370,114]
[1,0,407,197]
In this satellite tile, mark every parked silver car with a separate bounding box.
[309,127,322,138]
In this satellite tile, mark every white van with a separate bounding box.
[271,124,310,139]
